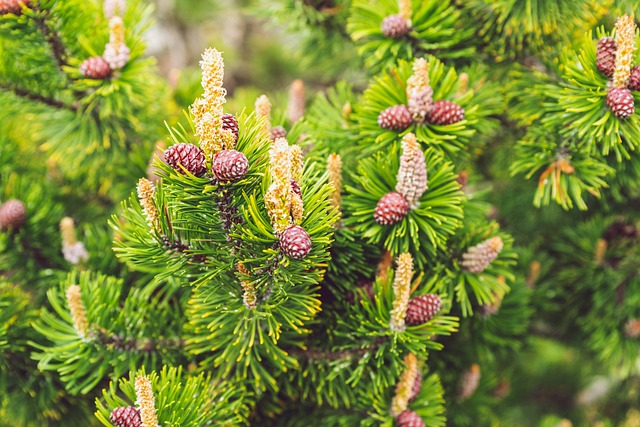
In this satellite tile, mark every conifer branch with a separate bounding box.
[34,6,69,70]
[0,81,76,111]
[286,338,387,361]
[91,327,185,352]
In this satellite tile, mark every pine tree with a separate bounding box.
[1,1,639,426]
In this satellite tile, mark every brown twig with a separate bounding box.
[0,81,76,111]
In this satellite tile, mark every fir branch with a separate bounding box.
[0,81,76,111]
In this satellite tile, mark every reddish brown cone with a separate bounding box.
[212,149,249,182]
[378,105,413,131]
[405,294,442,326]
[270,126,287,141]
[374,192,409,225]
[606,87,635,119]
[290,178,302,198]
[426,100,465,125]
[396,410,425,427]
[79,56,111,79]
[279,225,312,260]
[596,36,617,78]
[0,0,29,15]
[0,199,26,231]
[165,143,207,176]
[629,65,640,91]
[109,406,142,427]
[222,113,239,144]
[381,14,410,38]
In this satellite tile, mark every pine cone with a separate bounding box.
[270,126,287,141]
[606,87,635,119]
[426,100,465,125]
[405,294,442,326]
[165,143,206,176]
[381,14,410,38]
[79,56,112,79]
[396,410,425,427]
[378,105,413,131]
[109,406,142,427]
[596,36,617,78]
[0,0,28,15]
[461,236,504,273]
[279,225,312,260]
[624,319,640,339]
[374,192,410,225]
[222,113,239,145]
[212,149,249,182]
[0,199,26,231]
[629,65,640,91]
[409,374,422,402]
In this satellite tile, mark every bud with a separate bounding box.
[398,0,412,26]
[461,236,504,273]
[191,48,234,156]
[60,217,89,265]
[255,95,272,133]
[134,376,158,427]
[612,15,637,88]
[66,285,88,339]
[390,253,414,332]
[237,262,257,309]
[103,16,130,70]
[459,363,481,400]
[287,79,305,124]
[406,58,433,124]
[137,178,159,233]
[103,0,125,18]
[395,133,427,208]
[390,353,419,416]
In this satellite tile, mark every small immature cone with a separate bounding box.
[103,16,130,70]
[191,48,235,156]
[287,79,305,124]
[237,262,257,309]
[134,376,158,427]
[406,58,433,124]
[624,319,640,339]
[60,217,89,265]
[594,238,608,265]
[0,199,26,231]
[391,353,419,416]
[110,406,142,427]
[327,153,343,220]
[596,37,617,78]
[526,261,541,288]
[395,133,427,208]
[255,95,272,133]
[137,178,159,233]
[459,363,481,400]
[66,285,88,339]
[396,410,425,427]
[390,253,414,332]
[457,72,469,96]
[461,236,504,273]
[612,15,637,88]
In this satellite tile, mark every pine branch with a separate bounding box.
[286,337,387,361]
[33,6,69,70]
[0,81,76,111]
[91,327,185,352]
